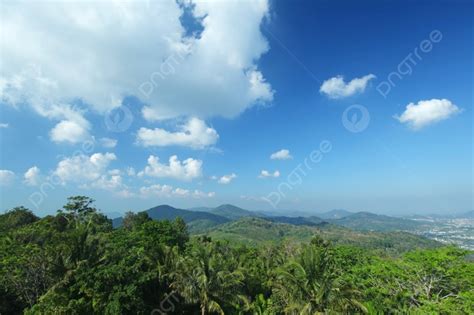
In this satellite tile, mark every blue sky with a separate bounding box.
[0,0,472,216]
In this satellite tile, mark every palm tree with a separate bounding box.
[172,241,248,314]
[274,243,367,314]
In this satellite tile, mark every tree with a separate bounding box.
[122,211,151,230]
[273,240,367,314]
[172,241,248,314]
[61,196,96,217]
[0,206,39,233]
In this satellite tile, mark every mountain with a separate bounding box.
[203,217,440,252]
[208,204,261,220]
[113,205,229,232]
[188,207,214,212]
[263,216,325,226]
[317,209,353,220]
[328,212,426,232]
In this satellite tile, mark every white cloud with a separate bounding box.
[195,190,216,198]
[0,170,15,186]
[138,155,202,181]
[270,149,292,160]
[99,137,117,148]
[53,152,117,184]
[137,117,218,149]
[86,174,123,191]
[108,169,121,175]
[50,119,90,144]
[218,173,237,184]
[1,0,273,135]
[320,74,375,99]
[0,123,8,128]
[0,64,92,143]
[139,184,214,199]
[24,166,41,186]
[259,169,280,178]
[53,152,125,191]
[116,189,135,199]
[126,167,136,176]
[395,99,461,130]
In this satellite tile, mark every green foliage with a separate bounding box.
[0,206,39,233]
[273,238,367,314]
[172,239,249,314]
[326,211,426,232]
[1,196,473,314]
[204,217,440,254]
[122,211,151,230]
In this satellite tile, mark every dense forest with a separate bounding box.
[1,196,473,314]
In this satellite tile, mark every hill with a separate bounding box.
[263,215,325,226]
[327,211,427,232]
[208,204,261,220]
[317,209,353,219]
[202,217,440,253]
[113,205,229,232]
[187,206,214,212]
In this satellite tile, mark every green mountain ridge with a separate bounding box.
[112,204,432,234]
[202,217,440,253]
[327,211,428,232]
[208,204,261,220]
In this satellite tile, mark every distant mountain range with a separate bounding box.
[317,209,353,220]
[326,211,424,232]
[111,204,456,234]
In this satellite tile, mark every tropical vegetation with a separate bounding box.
[1,196,473,314]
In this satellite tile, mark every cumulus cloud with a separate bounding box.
[138,155,202,181]
[139,184,214,199]
[0,123,9,128]
[270,149,292,160]
[126,167,136,176]
[86,174,123,191]
[50,119,90,144]
[0,170,15,186]
[1,0,273,140]
[53,152,117,184]
[99,137,118,148]
[137,117,218,149]
[0,64,92,143]
[24,166,41,186]
[218,173,237,184]
[395,99,461,130]
[259,169,280,178]
[320,74,375,99]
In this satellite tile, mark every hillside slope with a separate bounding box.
[209,204,261,220]
[113,205,229,232]
[202,217,440,253]
[328,211,429,232]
